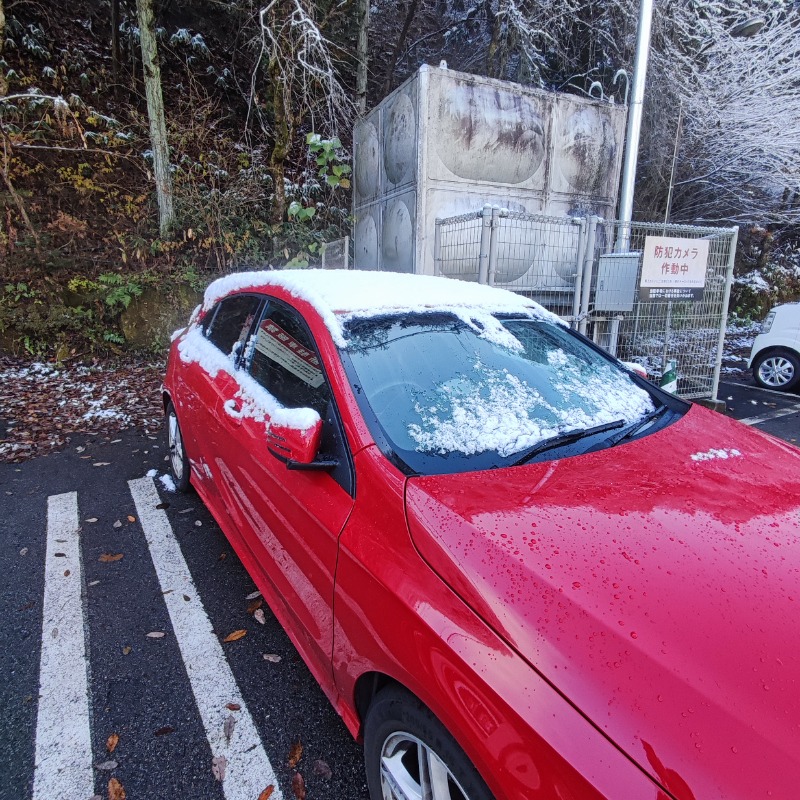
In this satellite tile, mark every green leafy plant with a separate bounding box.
[306,133,351,189]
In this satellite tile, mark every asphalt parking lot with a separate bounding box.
[720,379,800,445]
[2,376,798,800]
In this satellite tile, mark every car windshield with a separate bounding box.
[343,313,657,474]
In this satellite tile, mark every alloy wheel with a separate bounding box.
[758,355,795,388]
[379,732,472,800]
[168,411,184,481]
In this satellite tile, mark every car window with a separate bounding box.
[247,303,331,415]
[342,313,675,475]
[205,295,262,360]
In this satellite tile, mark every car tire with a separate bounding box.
[166,401,192,493]
[752,349,800,392]
[364,685,493,800]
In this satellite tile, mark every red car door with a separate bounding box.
[214,297,355,692]
[172,293,264,508]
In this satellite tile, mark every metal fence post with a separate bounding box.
[478,206,492,284]
[487,206,500,286]
[578,215,599,335]
[433,219,443,276]
[571,217,587,329]
[710,226,739,401]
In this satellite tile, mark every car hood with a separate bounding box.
[405,405,800,800]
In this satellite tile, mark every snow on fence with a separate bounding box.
[434,207,738,400]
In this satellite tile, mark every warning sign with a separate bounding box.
[255,319,325,388]
[639,236,710,301]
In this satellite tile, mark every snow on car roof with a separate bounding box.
[202,269,561,347]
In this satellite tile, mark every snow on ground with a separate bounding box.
[722,318,761,376]
[0,357,163,463]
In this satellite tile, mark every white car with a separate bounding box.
[749,302,800,392]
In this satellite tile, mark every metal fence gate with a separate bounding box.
[434,207,738,400]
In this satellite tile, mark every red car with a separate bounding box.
[164,269,800,800]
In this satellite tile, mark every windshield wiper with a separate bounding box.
[604,404,669,448]
[511,419,625,467]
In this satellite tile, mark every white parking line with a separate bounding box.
[739,404,800,425]
[128,477,284,800]
[34,492,94,800]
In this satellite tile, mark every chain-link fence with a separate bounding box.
[434,207,737,400]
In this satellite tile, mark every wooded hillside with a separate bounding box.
[1,0,798,355]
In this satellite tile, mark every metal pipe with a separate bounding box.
[571,218,587,328]
[617,0,654,252]
[487,206,500,286]
[608,316,622,357]
[433,219,443,276]
[710,227,740,400]
[579,215,598,336]
[478,206,492,284]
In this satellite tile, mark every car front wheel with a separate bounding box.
[753,349,800,392]
[166,401,192,493]
[364,686,493,800]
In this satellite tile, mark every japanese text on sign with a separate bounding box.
[639,236,710,302]
[255,319,325,388]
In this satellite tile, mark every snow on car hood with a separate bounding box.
[405,405,800,800]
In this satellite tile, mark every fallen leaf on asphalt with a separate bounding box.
[183,594,190,602]
[212,755,227,782]
[64,570,70,577]
[85,517,98,523]
[258,787,275,800]
[95,759,117,771]
[76,446,86,453]
[226,702,241,711]
[313,760,332,780]
[262,653,281,663]
[156,502,169,510]
[108,777,126,800]
[291,772,306,799]
[223,714,236,743]
[112,520,122,529]
[99,553,123,563]
[127,515,136,523]
[246,590,262,600]
[223,629,247,642]
[154,725,174,736]
[287,740,303,768]
[146,631,165,638]
[247,598,263,614]
[122,646,131,655]
[218,552,228,561]
[107,733,119,753]
[254,609,266,625]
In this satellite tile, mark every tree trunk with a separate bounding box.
[0,0,7,98]
[355,0,369,114]
[136,0,174,238]
[268,56,292,225]
[111,0,121,99]
[381,0,419,98]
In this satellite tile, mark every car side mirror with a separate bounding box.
[267,416,338,471]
